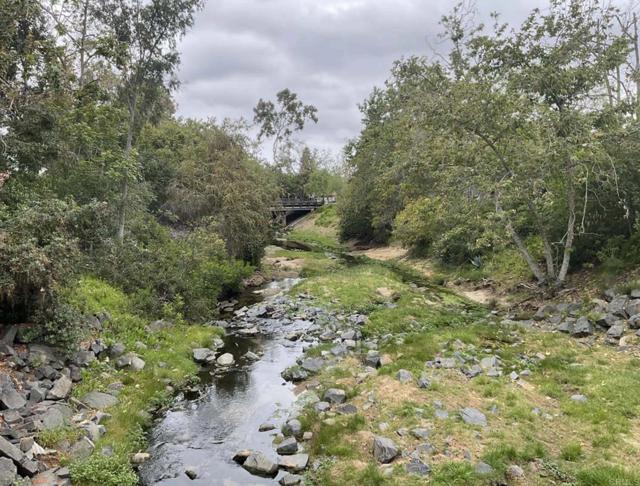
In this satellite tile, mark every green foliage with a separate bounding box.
[69,453,139,486]
[576,466,640,486]
[560,441,584,462]
[339,1,640,283]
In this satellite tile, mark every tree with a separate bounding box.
[95,0,203,241]
[253,88,318,163]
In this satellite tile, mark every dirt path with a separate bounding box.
[356,245,507,307]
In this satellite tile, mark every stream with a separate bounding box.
[139,277,317,485]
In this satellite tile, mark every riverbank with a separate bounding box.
[267,208,640,485]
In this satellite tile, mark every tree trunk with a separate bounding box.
[527,200,555,278]
[556,161,576,284]
[117,93,136,242]
[633,13,640,119]
[496,196,547,284]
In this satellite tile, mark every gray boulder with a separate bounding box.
[396,369,413,384]
[323,388,346,404]
[277,453,309,472]
[300,358,324,373]
[406,458,430,476]
[364,350,381,368]
[0,386,26,410]
[276,437,298,455]
[0,457,16,486]
[242,452,278,477]
[627,299,640,317]
[216,353,234,366]
[279,473,303,485]
[373,436,399,463]
[192,348,215,363]
[460,407,487,427]
[571,317,594,337]
[69,437,95,460]
[282,419,302,438]
[109,343,126,358]
[73,350,96,367]
[607,324,625,340]
[608,295,629,318]
[314,401,331,412]
[81,391,118,410]
[48,375,72,400]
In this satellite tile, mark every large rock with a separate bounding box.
[0,436,23,465]
[364,350,381,368]
[0,385,26,410]
[627,299,640,317]
[276,437,299,455]
[571,317,594,338]
[460,407,487,427]
[277,454,309,472]
[0,457,16,486]
[81,391,118,410]
[323,388,346,404]
[69,437,95,460]
[373,436,399,464]
[282,419,302,438]
[608,295,629,318]
[192,348,215,364]
[39,407,65,431]
[242,452,278,477]
[48,375,72,400]
[300,358,324,373]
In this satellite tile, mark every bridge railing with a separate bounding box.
[278,195,336,208]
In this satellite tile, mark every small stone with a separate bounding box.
[509,371,519,381]
[571,394,588,403]
[302,431,313,441]
[232,449,252,463]
[259,422,275,432]
[185,468,197,480]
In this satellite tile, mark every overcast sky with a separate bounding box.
[173,0,550,159]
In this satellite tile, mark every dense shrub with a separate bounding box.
[0,198,107,324]
[96,217,252,321]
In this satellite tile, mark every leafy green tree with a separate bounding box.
[253,88,318,163]
[94,0,203,241]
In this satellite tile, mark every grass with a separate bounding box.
[61,277,223,486]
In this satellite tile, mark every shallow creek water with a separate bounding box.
[139,278,312,485]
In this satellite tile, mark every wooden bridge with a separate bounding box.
[271,196,336,226]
